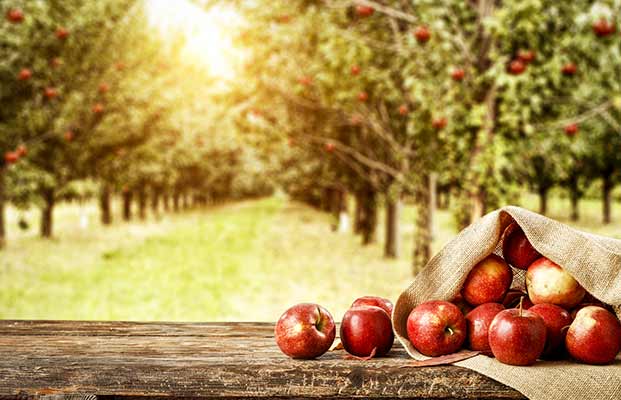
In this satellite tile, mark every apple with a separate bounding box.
[115,62,126,71]
[44,87,58,99]
[502,222,541,270]
[6,9,24,24]
[526,257,585,309]
[461,254,513,306]
[451,68,465,81]
[350,114,363,125]
[16,145,27,157]
[564,123,578,136]
[508,59,526,75]
[351,65,361,76]
[298,76,313,86]
[92,103,105,114]
[50,57,63,68]
[398,104,408,116]
[341,305,394,357]
[98,83,110,94]
[502,290,534,309]
[517,49,536,63]
[4,151,19,165]
[358,91,369,102]
[489,306,546,366]
[593,18,616,37]
[18,68,32,81]
[275,303,336,359]
[561,62,577,76]
[530,303,572,358]
[451,293,473,315]
[276,15,291,24]
[566,306,621,364]
[570,301,614,319]
[64,130,75,142]
[432,117,447,130]
[465,303,505,352]
[56,27,69,40]
[413,26,431,43]
[355,5,374,18]
[407,300,466,357]
[351,296,393,316]
[324,142,335,152]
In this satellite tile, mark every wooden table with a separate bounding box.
[0,321,524,399]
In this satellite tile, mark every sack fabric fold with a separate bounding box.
[393,205,621,400]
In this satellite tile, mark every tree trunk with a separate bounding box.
[163,194,170,211]
[602,174,613,224]
[173,192,180,212]
[123,191,132,221]
[138,187,147,220]
[0,169,6,249]
[99,184,112,225]
[538,187,548,216]
[40,188,55,238]
[354,192,364,234]
[151,191,160,216]
[384,198,400,259]
[413,175,433,275]
[361,188,377,245]
[568,178,579,222]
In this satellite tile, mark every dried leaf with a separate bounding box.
[399,350,481,368]
[343,347,377,361]
[330,341,344,351]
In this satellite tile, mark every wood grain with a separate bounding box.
[0,321,525,399]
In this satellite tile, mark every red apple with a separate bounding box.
[98,83,110,94]
[50,57,63,68]
[341,305,394,357]
[6,8,24,24]
[566,306,621,365]
[509,59,526,75]
[64,130,75,142]
[593,18,616,37]
[517,49,536,63]
[398,104,408,116]
[355,5,375,18]
[413,26,431,43]
[274,303,336,359]
[298,76,313,86]
[407,300,466,357]
[276,15,291,24]
[351,65,361,76]
[324,142,335,152]
[115,62,126,71]
[526,257,585,309]
[451,68,465,81]
[462,254,513,306]
[351,296,393,316]
[44,87,58,99]
[56,27,69,40]
[18,68,32,81]
[502,222,541,270]
[564,123,578,136]
[502,290,534,309]
[16,145,27,157]
[489,307,546,365]
[432,117,447,130]
[358,91,369,102]
[465,303,505,352]
[4,151,19,165]
[529,303,572,358]
[561,62,577,76]
[92,103,105,114]
[451,293,474,315]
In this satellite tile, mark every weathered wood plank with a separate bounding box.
[0,321,525,399]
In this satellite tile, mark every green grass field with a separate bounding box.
[1,194,620,322]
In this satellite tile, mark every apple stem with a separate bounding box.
[315,306,323,330]
[447,327,454,336]
[518,296,523,317]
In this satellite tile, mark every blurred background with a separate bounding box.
[1,0,621,322]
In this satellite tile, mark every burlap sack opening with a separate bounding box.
[393,206,621,400]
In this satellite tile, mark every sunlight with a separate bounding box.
[146,0,245,80]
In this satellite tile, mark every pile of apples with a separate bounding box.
[275,221,621,366]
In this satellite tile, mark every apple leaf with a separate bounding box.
[399,350,481,368]
[343,347,377,361]
[330,341,344,351]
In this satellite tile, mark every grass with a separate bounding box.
[1,193,620,322]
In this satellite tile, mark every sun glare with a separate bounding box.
[146,0,245,80]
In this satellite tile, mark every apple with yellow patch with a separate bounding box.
[461,254,513,306]
[407,300,466,356]
[274,303,336,359]
[566,306,621,364]
[526,257,585,309]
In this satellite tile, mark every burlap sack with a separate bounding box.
[393,205,621,400]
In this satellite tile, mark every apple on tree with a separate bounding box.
[98,83,110,94]
[18,68,32,81]
[351,65,361,76]
[432,117,447,130]
[64,130,75,142]
[407,300,466,357]
[450,68,465,82]
[357,91,369,102]
[566,306,621,365]
[92,103,105,114]
[592,18,616,37]
[398,104,408,116]
[50,58,63,68]
[298,76,313,86]
[6,8,24,23]
[413,26,431,43]
[324,142,335,153]
[561,62,577,76]
[341,305,394,358]
[508,59,526,75]
[275,303,336,359]
[4,151,19,165]
[461,254,513,306]
[56,27,69,40]
[44,87,58,99]
[526,257,585,309]
[564,123,578,136]
[355,5,375,18]
[16,145,27,157]
[517,49,536,64]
